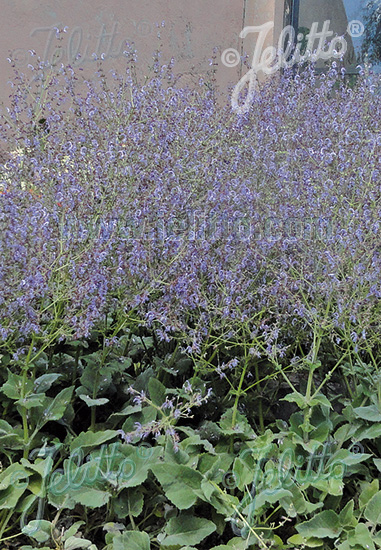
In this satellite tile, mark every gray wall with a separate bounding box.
[0,0,284,113]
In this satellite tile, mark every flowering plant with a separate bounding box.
[0,36,381,549]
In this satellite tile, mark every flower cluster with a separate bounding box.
[0,48,380,361]
[118,382,212,450]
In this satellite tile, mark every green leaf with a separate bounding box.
[310,477,344,496]
[282,391,307,409]
[79,355,100,393]
[22,520,52,543]
[148,377,166,407]
[47,479,76,510]
[0,419,24,449]
[113,489,143,518]
[201,478,215,501]
[279,484,323,517]
[67,339,89,349]
[64,536,93,550]
[253,487,293,513]
[210,538,257,549]
[161,515,216,547]
[197,454,220,477]
[63,521,85,540]
[0,463,29,491]
[21,457,54,496]
[230,457,254,491]
[359,480,379,510]
[0,470,29,510]
[111,530,150,550]
[181,434,216,455]
[327,448,372,469]
[15,393,47,409]
[304,359,322,372]
[108,404,141,422]
[0,419,17,435]
[121,405,157,438]
[373,533,381,547]
[39,386,74,425]
[208,488,240,516]
[78,395,109,407]
[334,423,358,445]
[309,393,332,409]
[102,522,125,534]
[151,463,203,509]
[219,408,254,437]
[33,373,62,393]
[133,366,155,393]
[352,523,376,550]
[339,500,357,528]
[373,458,381,472]
[164,437,191,466]
[70,430,119,454]
[353,405,381,422]
[196,420,221,443]
[287,534,324,547]
[0,485,27,509]
[310,420,331,442]
[297,510,342,539]
[70,487,111,508]
[364,491,381,525]
[354,423,381,441]
[1,370,33,399]
[87,443,161,489]
[15,493,38,514]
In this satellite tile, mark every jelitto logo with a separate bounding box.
[222,19,365,114]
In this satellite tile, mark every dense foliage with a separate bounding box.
[1,37,381,549]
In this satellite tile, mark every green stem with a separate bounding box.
[255,361,264,433]
[0,510,15,542]
[231,360,247,431]
[21,338,36,459]
[89,315,127,431]
[72,346,81,385]
[90,359,102,432]
[311,352,348,399]
[160,341,180,385]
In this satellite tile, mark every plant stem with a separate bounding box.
[231,358,248,430]
[21,337,35,459]
[72,346,81,385]
[0,509,14,541]
[255,361,264,433]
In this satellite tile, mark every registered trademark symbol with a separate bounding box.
[347,20,365,38]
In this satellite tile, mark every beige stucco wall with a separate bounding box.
[242,0,284,75]
[0,0,283,114]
